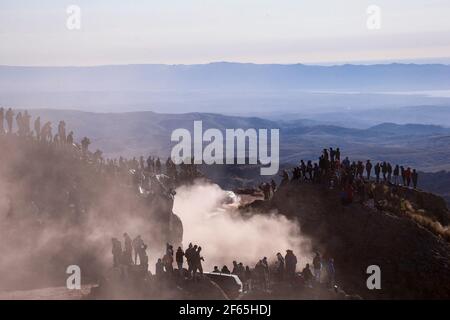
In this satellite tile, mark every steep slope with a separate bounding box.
[245,182,450,299]
[0,134,182,291]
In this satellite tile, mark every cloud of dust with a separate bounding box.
[173,182,312,271]
[0,135,170,292]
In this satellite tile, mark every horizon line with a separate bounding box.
[2,58,450,68]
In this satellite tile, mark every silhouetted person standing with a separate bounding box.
[270,179,277,193]
[387,163,392,183]
[232,261,239,275]
[329,147,335,162]
[156,158,161,174]
[155,258,164,279]
[405,167,412,187]
[58,121,66,143]
[313,252,322,283]
[111,238,122,267]
[23,111,31,135]
[41,122,52,142]
[5,108,14,133]
[185,243,195,278]
[393,165,400,185]
[139,156,145,171]
[327,258,335,288]
[163,247,174,275]
[276,252,285,281]
[374,163,381,183]
[192,246,204,280]
[16,112,23,135]
[412,169,418,189]
[148,156,154,172]
[400,166,406,186]
[132,235,144,264]
[123,233,133,265]
[176,246,184,276]
[381,162,388,182]
[67,131,74,145]
[140,245,149,272]
[285,250,297,280]
[81,137,91,154]
[0,107,4,134]
[366,160,372,180]
[34,116,41,140]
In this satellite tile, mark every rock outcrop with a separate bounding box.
[244,182,450,299]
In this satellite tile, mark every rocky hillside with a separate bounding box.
[244,181,450,299]
[0,133,182,291]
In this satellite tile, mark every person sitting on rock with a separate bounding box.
[221,265,231,274]
[271,179,277,193]
[280,170,289,185]
[302,263,313,286]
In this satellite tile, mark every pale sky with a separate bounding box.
[1,0,450,66]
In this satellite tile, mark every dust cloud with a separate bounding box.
[0,135,171,291]
[173,182,312,271]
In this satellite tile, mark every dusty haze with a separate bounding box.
[173,182,312,271]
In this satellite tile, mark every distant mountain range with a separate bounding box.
[289,105,450,128]
[2,63,450,114]
[4,107,446,206]
[2,62,450,92]
[26,109,450,173]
